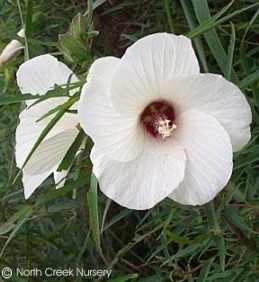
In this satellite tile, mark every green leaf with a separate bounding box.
[30,80,82,108]
[0,204,33,229]
[0,93,39,106]
[238,69,259,89]
[108,274,139,282]
[164,0,174,33]
[190,0,237,81]
[187,2,259,40]
[180,0,208,72]
[207,269,243,280]
[70,13,88,39]
[226,22,236,80]
[57,128,86,171]
[138,274,164,282]
[0,205,33,236]
[197,258,214,282]
[239,6,259,104]
[87,173,102,254]
[0,206,33,257]
[166,230,190,245]
[146,237,171,264]
[13,98,77,184]
[101,198,112,233]
[58,34,90,63]
[206,202,225,271]
[36,95,78,122]
[102,209,133,231]
[87,0,94,25]
[0,81,82,106]
[25,0,33,37]
[0,222,16,235]
[224,208,254,234]
[16,0,29,60]
[47,198,85,213]
[36,175,89,205]
[187,0,234,39]
[84,0,108,15]
[168,243,201,260]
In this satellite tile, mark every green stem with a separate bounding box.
[164,0,174,33]
[16,0,30,60]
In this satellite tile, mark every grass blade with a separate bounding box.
[87,173,102,254]
[0,206,33,258]
[36,175,89,205]
[180,0,208,72]
[57,128,85,171]
[13,100,73,184]
[226,22,236,80]
[206,202,225,271]
[190,0,237,82]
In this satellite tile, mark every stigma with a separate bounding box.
[140,100,176,140]
[157,119,177,140]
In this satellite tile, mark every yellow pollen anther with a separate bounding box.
[157,119,177,140]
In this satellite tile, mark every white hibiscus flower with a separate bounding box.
[15,54,80,199]
[0,29,24,65]
[78,33,252,210]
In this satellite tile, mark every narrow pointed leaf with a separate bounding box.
[57,129,85,171]
[87,173,102,254]
[36,175,89,205]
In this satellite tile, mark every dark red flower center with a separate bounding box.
[140,100,176,139]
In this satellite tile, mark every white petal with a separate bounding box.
[23,171,52,199]
[54,169,69,189]
[23,128,79,175]
[91,137,186,210]
[15,54,79,167]
[17,29,25,37]
[15,99,79,168]
[16,54,78,99]
[110,33,200,117]
[15,54,79,197]
[0,29,24,65]
[16,106,78,197]
[79,79,144,162]
[163,73,252,152]
[54,144,85,188]
[169,111,233,205]
[87,56,120,82]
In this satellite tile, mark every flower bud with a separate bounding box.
[0,29,24,65]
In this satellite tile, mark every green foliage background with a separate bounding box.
[0,0,259,281]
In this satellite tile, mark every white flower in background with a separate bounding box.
[78,33,252,210]
[0,29,24,65]
[15,54,79,199]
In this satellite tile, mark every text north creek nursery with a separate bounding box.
[1,267,112,279]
